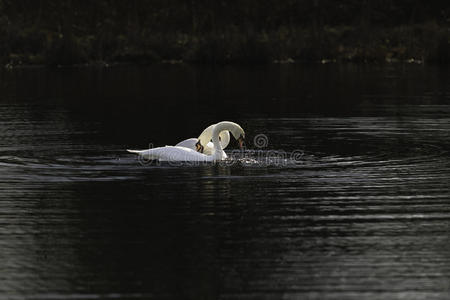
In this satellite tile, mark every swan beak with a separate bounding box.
[238,135,245,149]
[195,141,204,153]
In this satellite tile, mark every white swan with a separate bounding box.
[127,121,245,162]
[175,123,230,156]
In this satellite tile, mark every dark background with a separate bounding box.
[1,1,450,66]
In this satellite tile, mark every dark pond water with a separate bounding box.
[0,64,449,299]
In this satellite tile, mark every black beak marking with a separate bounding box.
[238,135,245,149]
[195,141,204,153]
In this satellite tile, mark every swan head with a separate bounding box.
[195,140,204,153]
[229,124,245,149]
[237,134,245,149]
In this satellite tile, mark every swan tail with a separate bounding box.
[127,149,143,154]
[127,148,159,160]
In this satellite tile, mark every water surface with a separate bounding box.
[0,64,449,299]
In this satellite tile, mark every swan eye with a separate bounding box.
[219,136,221,141]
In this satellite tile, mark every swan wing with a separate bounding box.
[175,138,198,149]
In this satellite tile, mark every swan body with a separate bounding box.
[127,146,217,162]
[127,121,245,162]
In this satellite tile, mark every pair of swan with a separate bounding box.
[127,121,245,162]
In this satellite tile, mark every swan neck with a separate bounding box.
[198,124,215,147]
[212,122,232,152]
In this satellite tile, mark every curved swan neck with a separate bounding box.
[220,131,230,149]
[211,122,237,152]
[198,124,215,148]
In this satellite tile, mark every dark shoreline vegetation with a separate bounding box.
[1,1,450,67]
